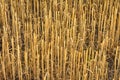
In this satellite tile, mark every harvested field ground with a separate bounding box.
[0,0,120,80]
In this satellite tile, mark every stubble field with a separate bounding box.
[0,0,120,80]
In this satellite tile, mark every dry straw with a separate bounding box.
[0,0,120,80]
